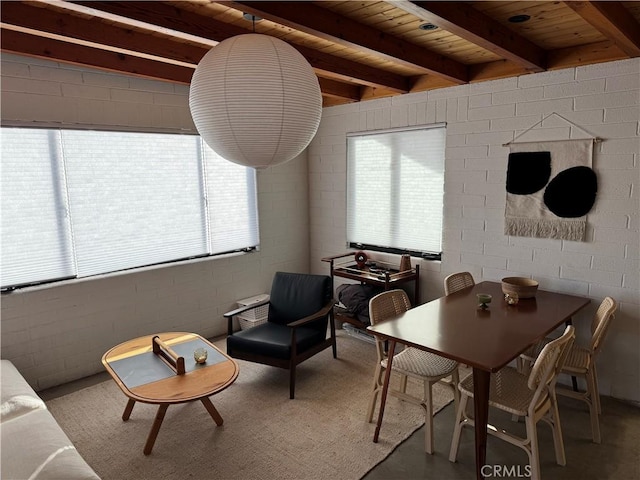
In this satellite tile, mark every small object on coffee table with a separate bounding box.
[194,348,208,364]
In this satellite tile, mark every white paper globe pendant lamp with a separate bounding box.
[189,33,323,169]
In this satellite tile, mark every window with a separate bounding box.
[1,127,259,290]
[346,124,445,259]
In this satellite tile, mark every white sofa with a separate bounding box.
[1,360,100,480]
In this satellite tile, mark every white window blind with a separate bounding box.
[202,147,259,254]
[61,131,209,277]
[1,127,260,289]
[346,125,445,256]
[1,129,76,287]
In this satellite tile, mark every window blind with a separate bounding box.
[61,131,209,277]
[346,125,445,256]
[1,129,76,287]
[1,127,260,289]
[202,147,260,254]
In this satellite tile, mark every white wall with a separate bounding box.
[0,54,311,390]
[308,59,640,403]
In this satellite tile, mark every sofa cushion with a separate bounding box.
[1,359,39,403]
[1,394,46,423]
[1,408,100,480]
[0,360,100,479]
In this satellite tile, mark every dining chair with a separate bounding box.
[449,325,575,480]
[443,272,475,372]
[555,297,618,443]
[444,272,475,295]
[518,297,617,443]
[366,289,460,454]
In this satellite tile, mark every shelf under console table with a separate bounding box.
[321,252,420,330]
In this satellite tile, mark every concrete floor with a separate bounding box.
[364,392,640,480]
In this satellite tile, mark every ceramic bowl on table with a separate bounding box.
[477,293,492,309]
[501,277,539,299]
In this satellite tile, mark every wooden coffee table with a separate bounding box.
[102,332,239,455]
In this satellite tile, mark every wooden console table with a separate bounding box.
[321,252,420,329]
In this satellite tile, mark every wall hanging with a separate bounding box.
[503,113,601,241]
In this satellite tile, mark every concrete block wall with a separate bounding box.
[309,58,640,403]
[0,54,310,390]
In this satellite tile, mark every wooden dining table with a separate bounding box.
[367,281,590,480]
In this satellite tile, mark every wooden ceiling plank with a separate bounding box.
[220,1,468,83]
[564,1,640,57]
[299,44,410,92]
[394,0,547,72]
[0,2,208,66]
[0,29,194,84]
[75,1,409,92]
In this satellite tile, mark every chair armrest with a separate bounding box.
[223,299,270,319]
[224,299,270,337]
[287,299,335,328]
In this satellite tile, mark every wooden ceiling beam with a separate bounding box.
[75,1,410,93]
[318,78,361,102]
[0,2,207,66]
[395,0,547,72]
[1,26,365,103]
[220,1,468,84]
[470,40,629,82]
[0,28,194,84]
[546,40,629,69]
[564,1,640,57]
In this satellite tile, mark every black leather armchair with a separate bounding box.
[224,272,337,399]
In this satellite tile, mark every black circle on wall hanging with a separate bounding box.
[543,166,598,218]
[506,151,552,195]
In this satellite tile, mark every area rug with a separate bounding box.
[46,331,455,480]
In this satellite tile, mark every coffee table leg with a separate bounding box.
[201,397,224,426]
[144,404,169,455]
[122,399,136,421]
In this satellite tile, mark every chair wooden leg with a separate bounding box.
[289,365,296,400]
[592,364,602,414]
[424,381,434,454]
[525,415,541,480]
[550,394,567,466]
[586,369,601,443]
[451,369,460,413]
[449,393,467,462]
[399,374,408,393]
